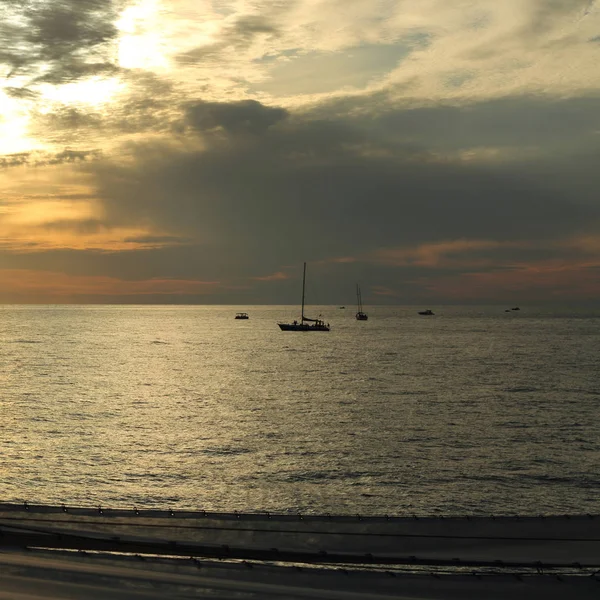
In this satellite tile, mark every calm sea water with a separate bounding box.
[1,305,599,516]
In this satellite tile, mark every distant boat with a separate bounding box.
[278,263,330,331]
[418,309,434,316]
[339,306,345,309]
[235,312,249,319]
[355,284,368,321]
[511,307,520,311]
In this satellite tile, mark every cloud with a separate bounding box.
[5,87,600,299]
[252,270,290,281]
[381,0,600,100]
[2,2,600,303]
[92,94,600,230]
[185,99,288,135]
[419,259,600,302]
[0,0,124,86]
[370,240,526,268]
[41,92,590,303]
[0,149,100,169]
[36,218,108,234]
[8,0,600,158]
[162,0,600,106]
[122,234,193,245]
[27,71,178,151]
[0,268,221,303]
[0,152,31,168]
[2,87,39,99]
[177,13,281,64]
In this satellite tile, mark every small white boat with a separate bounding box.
[235,312,249,320]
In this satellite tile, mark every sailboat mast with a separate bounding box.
[301,262,306,322]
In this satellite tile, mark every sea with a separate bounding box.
[1,304,599,516]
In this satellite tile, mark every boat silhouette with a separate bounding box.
[278,263,330,331]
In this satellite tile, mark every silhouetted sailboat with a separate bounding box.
[355,284,368,321]
[278,263,330,331]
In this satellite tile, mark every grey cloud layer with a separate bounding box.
[74,95,600,290]
[177,13,283,64]
[185,100,288,135]
[0,0,123,87]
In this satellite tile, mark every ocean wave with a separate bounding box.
[456,472,600,488]
[280,470,383,484]
[200,447,252,456]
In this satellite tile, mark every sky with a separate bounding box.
[1,0,600,305]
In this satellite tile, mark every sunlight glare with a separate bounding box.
[39,77,122,107]
[117,0,168,69]
[7,200,100,227]
[0,90,37,154]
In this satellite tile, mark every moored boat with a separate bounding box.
[355,284,368,321]
[278,263,330,331]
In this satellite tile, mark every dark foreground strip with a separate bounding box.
[1,516,600,542]
[2,528,600,571]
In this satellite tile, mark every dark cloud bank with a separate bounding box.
[8,91,600,303]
